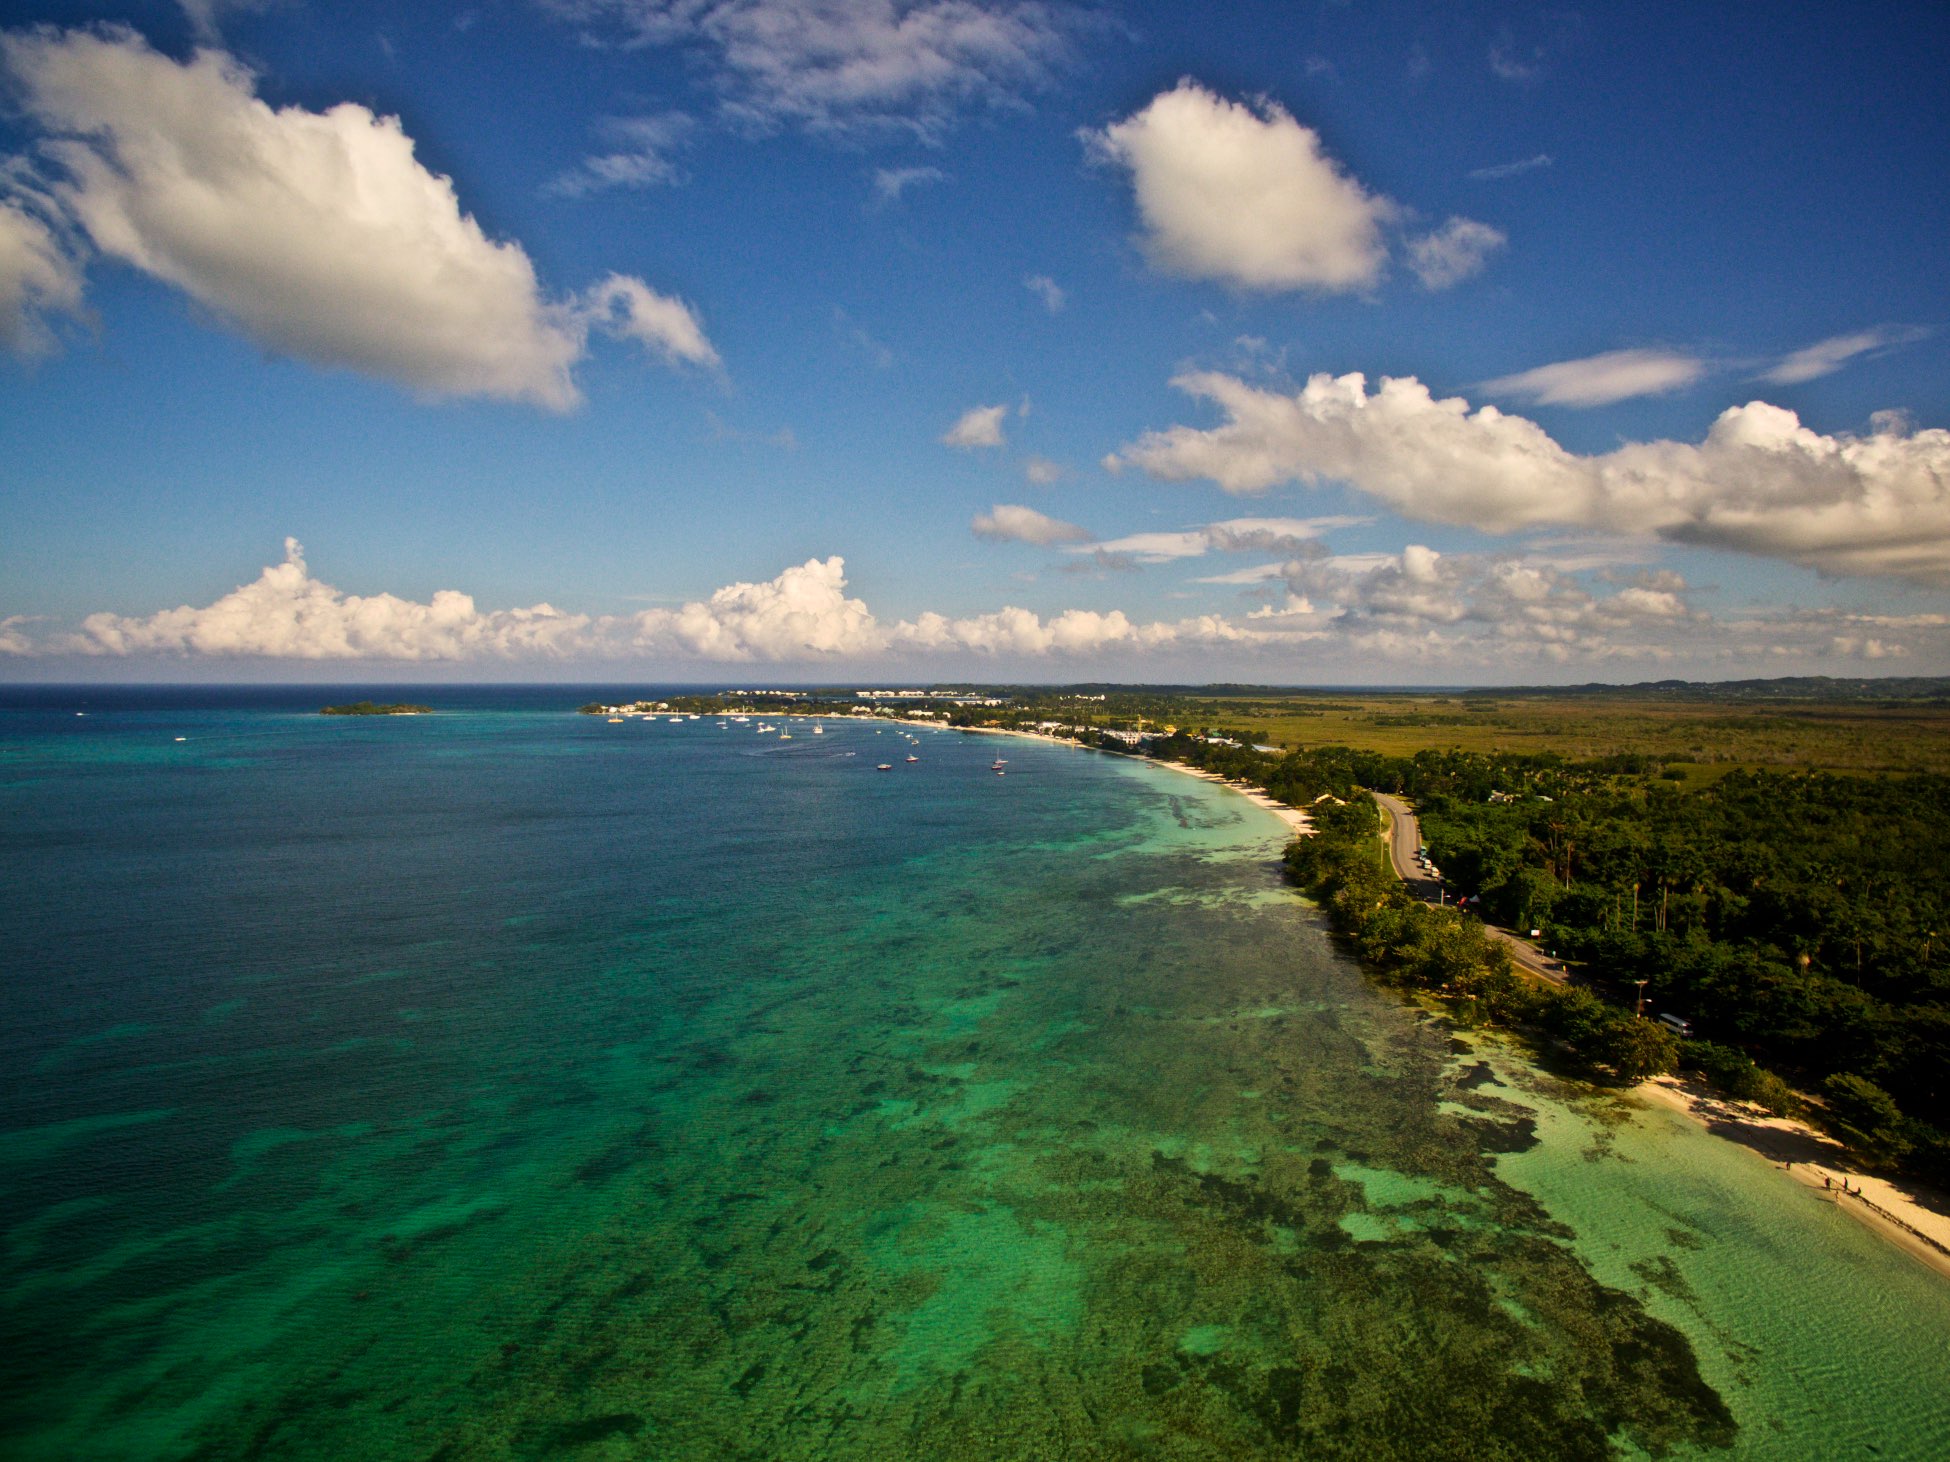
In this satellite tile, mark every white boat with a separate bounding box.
[779,732,792,740]
[906,754,918,762]
[876,762,893,771]
[991,759,1007,770]
[812,724,823,734]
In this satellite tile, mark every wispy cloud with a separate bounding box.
[872,165,946,205]
[1023,273,1065,313]
[833,307,893,368]
[1405,217,1506,290]
[1480,347,1706,407]
[546,0,1082,139]
[1468,152,1552,181]
[549,112,694,196]
[1488,39,1543,83]
[1760,325,1930,385]
[1069,516,1363,564]
[971,504,1090,544]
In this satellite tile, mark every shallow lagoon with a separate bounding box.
[1,690,1945,1458]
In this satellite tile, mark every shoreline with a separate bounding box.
[944,723,1313,836]
[923,718,1950,1287]
[1632,1074,1950,1281]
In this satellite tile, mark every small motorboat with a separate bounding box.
[876,762,894,771]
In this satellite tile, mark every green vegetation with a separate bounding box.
[1131,728,1947,1183]
[1412,766,1950,1177]
[320,701,431,716]
[1281,785,1680,1087]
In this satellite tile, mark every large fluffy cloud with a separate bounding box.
[74,539,594,659]
[548,0,1076,137]
[629,557,885,660]
[1084,80,1394,293]
[1109,370,1950,584]
[0,27,714,403]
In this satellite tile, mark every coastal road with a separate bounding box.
[1371,790,1567,986]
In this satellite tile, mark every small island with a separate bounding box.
[320,701,431,716]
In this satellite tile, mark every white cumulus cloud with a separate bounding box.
[1480,347,1707,407]
[74,539,593,659]
[1084,79,1395,293]
[942,402,1008,448]
[1110,369,1950,584]
[972,504,1090,544]
[0,27,714,404]
[629,556,885,660]
[578,272,720,369]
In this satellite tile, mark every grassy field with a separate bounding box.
[1122,693,1950,774]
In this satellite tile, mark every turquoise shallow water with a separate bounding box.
[1,688,1946,1459]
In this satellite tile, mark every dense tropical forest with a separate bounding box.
[1142,733,1950,1184]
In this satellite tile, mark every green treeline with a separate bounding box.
[1143,734,1949,1181]
[1416,768,1949,1175]
[1283,791,1681,1088]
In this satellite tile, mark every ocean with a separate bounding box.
[2,686,1946,1459]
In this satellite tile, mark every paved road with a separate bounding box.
[1371,790,1567,985]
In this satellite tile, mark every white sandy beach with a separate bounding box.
[942,722,1314,835]
[1633,1075,1950,1280]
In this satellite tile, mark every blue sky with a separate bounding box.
[2,0,1947,682]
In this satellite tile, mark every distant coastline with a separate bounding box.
[320,701,431,716]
